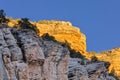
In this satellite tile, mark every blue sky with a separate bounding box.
[0,0,120,52]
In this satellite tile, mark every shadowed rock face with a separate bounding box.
[0,27,115,80]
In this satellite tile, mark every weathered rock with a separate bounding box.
[17,30,45,65]
[86,48,120,79]
[3,28,23,61]
[68,58,115,80]
[0,28,70,80]
[8,20,86,54]
[42,41,69,80]
[7,19,120,78]
[0,48,9,80]
[0,27,116,80]
[69,58,89,80]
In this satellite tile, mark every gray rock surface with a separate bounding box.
[0,27,116,80]
[68,58,116,80]
[0,28,69,80]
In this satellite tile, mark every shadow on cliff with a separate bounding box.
[41,33,85,59]
[17,18,40,34]
[41,33,119,80]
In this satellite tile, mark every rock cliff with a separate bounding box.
[0,27,69,80]
[0,26,114,80]
[8,20,86,54]
[7,19,120,79]
[95,48,120,78]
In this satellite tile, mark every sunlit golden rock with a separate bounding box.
[35,20,86,53]
[95,48,120,77]
[7,18,19,27]
[86,48,120,78]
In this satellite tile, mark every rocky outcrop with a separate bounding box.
[0,27,69,80]
[68,58,115,80]
[7,19,120,79]
[0,27,115,80]
[35,20,86,53]
[94,48,120,79]
[34,21,120,79]
[8,20,86,54]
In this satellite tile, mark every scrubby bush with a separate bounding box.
[0,9,9,24]
[18,18,39,34]
[41,33,57,42]
[70,49,85,59]
[41,33,85,59]
[60,40,85,59]
[81,59,85,65]
[91,56,98,62]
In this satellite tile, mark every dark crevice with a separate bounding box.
[11,28,26,62]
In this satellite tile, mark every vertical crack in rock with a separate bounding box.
[17,29,45,65]
[12,29,45,79]
[3,28,23,61]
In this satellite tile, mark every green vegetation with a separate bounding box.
[91,56,98,62]
[69,49,85,59]
[80,59,85,65]
[0,9,9,24]
[18,18,39,34]
[41,33,85,59]
[41,33,57,42]
[0,9,39,34]
[60,40,85,59]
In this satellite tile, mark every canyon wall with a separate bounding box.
[0,26,115,80]
[7,19,120,79]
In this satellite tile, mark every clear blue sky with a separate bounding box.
[0,0,120,52]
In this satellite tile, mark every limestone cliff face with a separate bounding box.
[7,19,119,79]
[35,20,86,53]
[0,26,114,80]
[33,20,120,78]
[8,20,86,54]
[0,27,70,80]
